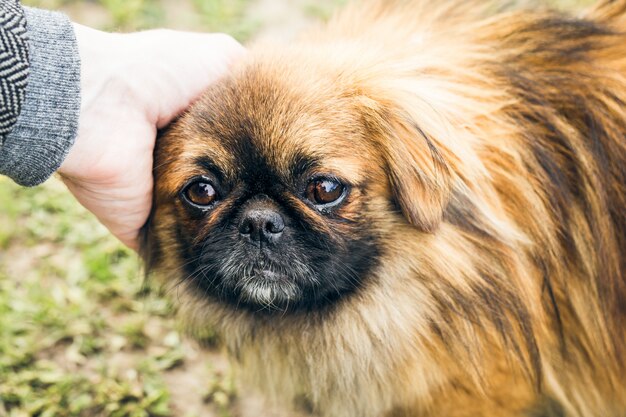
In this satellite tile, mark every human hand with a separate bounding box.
[58,24,244,251]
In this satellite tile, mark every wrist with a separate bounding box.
[58,24,144,182]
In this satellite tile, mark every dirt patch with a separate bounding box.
[163,342,228,417]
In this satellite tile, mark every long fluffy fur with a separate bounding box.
[146,1,626,416]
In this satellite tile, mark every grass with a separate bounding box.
[0,177,176,417]
[98,0,165,31]
[3,0,594,416]
[0,175,235,416]
[22,0,256,37]
[191,0,258,43]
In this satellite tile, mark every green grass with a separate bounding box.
[0,175,234,416]
[23,0,256,37]
[191,0,258,42]
[304,0,349,20]
[0,177,176,417]
[98,0,165,31]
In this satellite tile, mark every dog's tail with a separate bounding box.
[585,0,626,24]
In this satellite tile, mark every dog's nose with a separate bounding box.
[238,208,285,243]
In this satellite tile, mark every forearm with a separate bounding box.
[0,5,80,186]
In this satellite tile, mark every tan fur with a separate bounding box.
[145,1,626,416]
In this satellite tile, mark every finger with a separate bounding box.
[117,231,140,252]
[153,32,247,128]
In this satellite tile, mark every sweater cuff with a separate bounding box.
[0,7,80,186]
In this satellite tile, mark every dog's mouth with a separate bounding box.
[234,268,303,310]
[216,257,307,311]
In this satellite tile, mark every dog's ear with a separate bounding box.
[359,96,452,232]
[384,113,451,232]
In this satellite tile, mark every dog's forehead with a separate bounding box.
[179,63,373,183]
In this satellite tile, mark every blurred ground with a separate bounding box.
[21,0,347,40]
[1,0,593,416]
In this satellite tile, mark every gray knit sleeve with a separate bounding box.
[0,6,80,186]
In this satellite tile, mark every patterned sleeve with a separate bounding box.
[0,0,29,146]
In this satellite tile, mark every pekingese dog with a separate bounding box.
[142,1,626,416]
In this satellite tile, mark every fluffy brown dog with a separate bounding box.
[142,1,626,416]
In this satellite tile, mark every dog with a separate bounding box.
[142,1,626,416]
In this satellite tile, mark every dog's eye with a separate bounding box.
[184,181,218,207]
[306,179,346,206]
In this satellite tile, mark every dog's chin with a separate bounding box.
[233,269,304,312]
